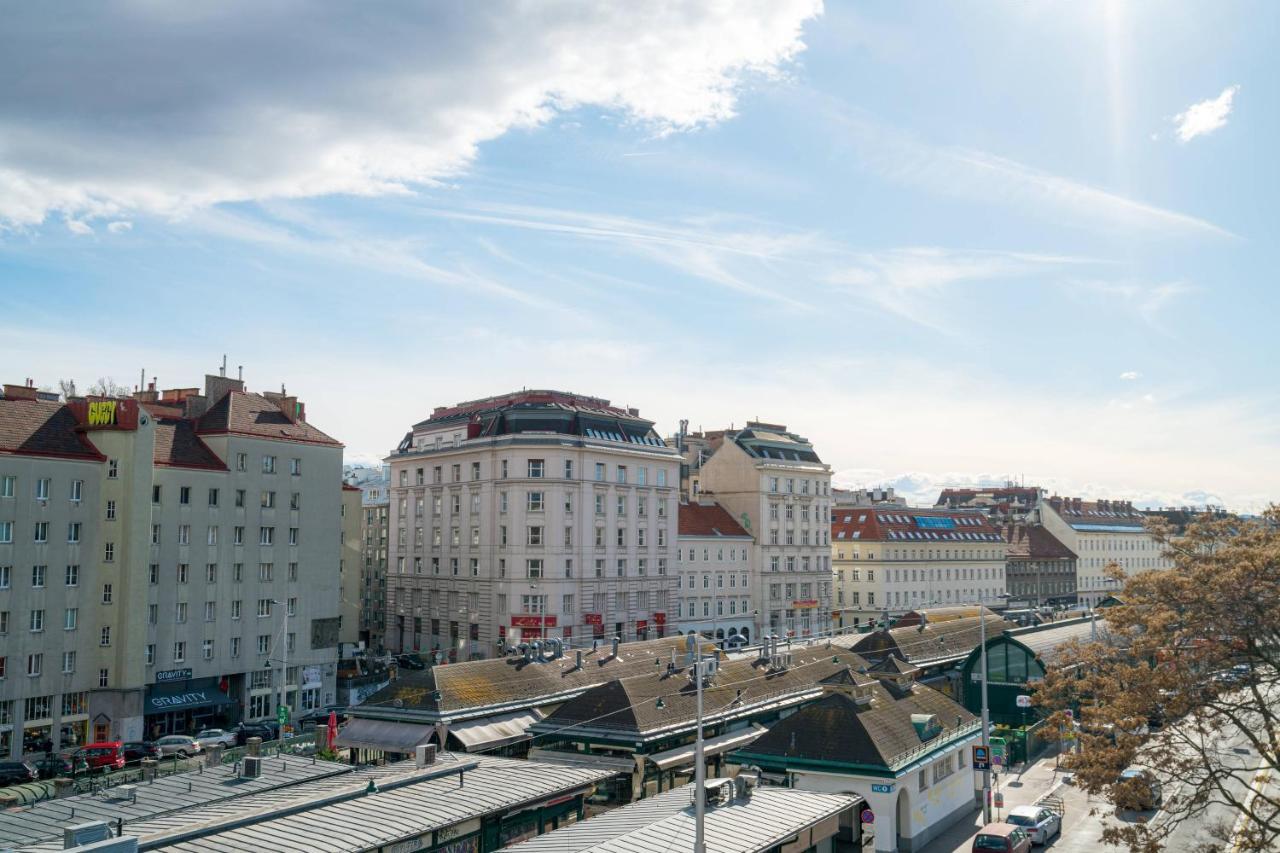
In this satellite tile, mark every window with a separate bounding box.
[31,564,45,587]
[0,521,10,544]
[202,639,214,660]
[34,521,48,543]
[65,564,78,586]
[104,541,114,561]
[204,601,216,622]
[595,462,605,481]
[262,455,276,474]
[290,492,301,511]
[173,641,186,663]
[105,499,116,520]
[28,654,43,677]
[30,609,44,632]
[100,626,111,646]
[616,495,627,516]
[288,527,299,546]
[527,458,544,478]
[257,599,272,618]
[63,608,77,630]
[70,479,83,502]
[564,492,574,514]
[175,602,188,623]
[35,477,50,500]
[231,600,242,619]
[0,475,13,497]
[527,558,543,578]
[0,609,7,632]
[564,459,574,479]
[0,566,8,589]
[290,457,301,476]
[616,527,626,547]
[657,469,667,487]
[66,521,82,543]
[616,465,627,484]
[260,527,274,545]
[179,485,191,505]
[229,637,240,658]
[59,650,77,673]
[527,491,543,512]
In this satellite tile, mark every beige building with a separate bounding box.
[831,506,1008,628]
[346,465,389,650]
[0,374,344,758]
[1034,496,1172,607]
[677,422,833,640]
[384,390,681,661]
[339,484,362,645]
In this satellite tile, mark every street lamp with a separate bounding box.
[268,599,290,734]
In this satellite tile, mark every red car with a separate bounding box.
[78,741,126,771]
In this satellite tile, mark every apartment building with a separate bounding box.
[831,507,1008,628]
[1034,496,1172,607]
[347,465,389,650]
[998,522,1078,606]
[674,501,754,643]
[384,390,681,661]
[339,485,361,645]
[935,485,1047,521]
[679,422,833,640]
[0,374,344,758]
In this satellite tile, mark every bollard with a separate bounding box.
[246,736,262,758]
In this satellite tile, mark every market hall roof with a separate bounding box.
[834,614,1013,667]
[352,635,720,724]
[831,506,1004,543]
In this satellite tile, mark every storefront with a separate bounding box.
[144,676,237,739]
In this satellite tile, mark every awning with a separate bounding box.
[528,748,637,774]
[647,724,768,771]
[448,709,543,752]
[144,678,236,715]
[334,718,434,754]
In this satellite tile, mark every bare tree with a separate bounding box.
[1036,507,1280,852]
[85,377,130,397]
[57,378,77,400]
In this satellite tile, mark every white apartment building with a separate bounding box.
[831,507,1008,628]
[1035,496,1172,607]
[674,501,754,643]
[346,465,389,650]
[0,375,344,758]
[385,391,681,661]
[680,422,833,640]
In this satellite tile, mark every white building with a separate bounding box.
[385,390,681,660]
[832,507,1008,629]
[1035,496,1172,607]
[675,500,754,643]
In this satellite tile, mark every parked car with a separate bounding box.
[396,653,427,670]
[1005,804,1061,845]
[194,728,238,749]
[33,751,89,779]
[78,741,126,771]
[972,823,1032,853]
[297,705,347,728]
[155,735,203,758]
[0,760,40,787]
[1116,768,1163,811]
[121,741,162,764]
[234,721,280,745]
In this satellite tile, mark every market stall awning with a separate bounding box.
[448,709,543,752]
[334,718,434,754]
[144,679,236,715]
[647,724,768,771]
[528,748,638,774]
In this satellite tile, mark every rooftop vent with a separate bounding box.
[63,821,112,849]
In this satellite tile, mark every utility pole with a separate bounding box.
[694,634,706,853]
[271,599,290,735]
[980,609,992,824]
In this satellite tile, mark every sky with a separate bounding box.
[1,1,1276,512]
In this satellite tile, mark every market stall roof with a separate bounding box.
[647,724,767,771]
[448,709,542,752]
[334,718,434,754]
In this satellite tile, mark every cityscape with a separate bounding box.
[2,3,1276,853]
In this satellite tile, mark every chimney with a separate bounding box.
[203,373,245,406]
[134,380,159,403]
[183,394,208,420]
[2,383,39,401]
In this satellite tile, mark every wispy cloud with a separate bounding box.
[1119,371,1141,381]
[1173,85,1240,143]
[814,97,1236,239]
[1070,278,1194,331]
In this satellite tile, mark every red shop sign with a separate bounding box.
[653,612,666,625]
[510,615,558,628]
[583,613,603,625]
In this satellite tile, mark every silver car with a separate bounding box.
[154,735,203,758]
[194,728,237,749]
[1006,804,1061,845]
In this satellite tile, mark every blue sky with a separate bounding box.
[1,1,1276,511]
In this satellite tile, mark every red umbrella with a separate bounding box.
[326,710,338,751]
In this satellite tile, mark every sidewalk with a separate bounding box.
[917,752,1072,853]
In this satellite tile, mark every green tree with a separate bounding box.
[1036,507,1280,852]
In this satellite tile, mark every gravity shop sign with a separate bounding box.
[155,668,193,683]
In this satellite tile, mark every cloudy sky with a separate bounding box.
[2,1,1276,511]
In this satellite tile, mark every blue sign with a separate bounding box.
[871,783,894,794]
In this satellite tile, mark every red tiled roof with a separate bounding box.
[0,399,105,461]
[152,418,227,470]
[678,502,751,538]
[341,483,361,492]
[198,391,340,447]
[1048,497,1144,524]
[998,523,1077,560]
[141,401,186,418]
[831,507,1003,544]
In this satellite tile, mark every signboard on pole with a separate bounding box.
[972,745,991,770]
[1016,694,1032,708]
[277,705,289,726]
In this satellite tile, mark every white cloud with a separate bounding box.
[0,2,822,227]
[106,220,132,234]
[1173,85,1240,143]
[1119,371,1141,380]
[65,219,92,236]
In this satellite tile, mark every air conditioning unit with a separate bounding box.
[63,821,112,847]
[242,756,262,779]
[415,743,436,768]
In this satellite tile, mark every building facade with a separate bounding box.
[1034,496,1171,607]
[0,374,344,758]
[348,465,389,650]
[998,522,1078,606]
[680,422,834,641]
[339,484,362,645]
[674,501,754,643]
[384,390,681,660]
[832,507,1008,628]
[935,485,1046,521]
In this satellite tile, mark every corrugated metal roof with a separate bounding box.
[502,784,856,853]
[132,754,612,853]
[0,756,351,849]
[449,709,542,751]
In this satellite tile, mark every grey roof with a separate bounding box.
[355,635,718,723]
[501,783,856,853]
[0,756,351,850]
[39,755,611,853]
[836,615,1012,666]
[1007,617,1112,663]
